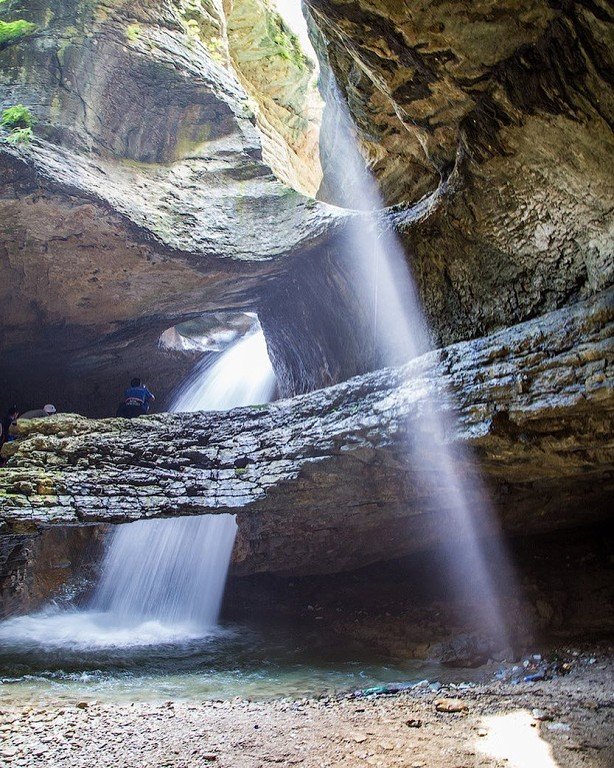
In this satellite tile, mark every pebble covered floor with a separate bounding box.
[0,651,611,768]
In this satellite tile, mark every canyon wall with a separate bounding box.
[309,0,613,343]
[1,0,612,411]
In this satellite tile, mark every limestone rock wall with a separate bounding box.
[0,526,105,618]
[1,0,612,415]
[309,0,614,343]
[227,0,323,196]
[1,292,612,576]
[0,0,342,414]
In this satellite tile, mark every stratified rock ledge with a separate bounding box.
[1,291,612,575]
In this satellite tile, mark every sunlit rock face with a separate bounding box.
[308,0,614,343]
[0,0,340,414]
[227,0,323,196]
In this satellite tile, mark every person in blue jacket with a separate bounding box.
[116,378,155,418]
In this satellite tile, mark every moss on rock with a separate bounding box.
[1,104,33,129]
[0,18,37,47]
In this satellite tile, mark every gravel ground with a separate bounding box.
[0,652,612,768]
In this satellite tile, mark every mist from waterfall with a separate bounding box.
[319,79,517,645]
[0,327,276,649]
[87,326,276,639]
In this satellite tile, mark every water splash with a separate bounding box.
[87,326,276,638]
[90,515,238,631]
[85,326,276,640]
[0,327,276,649]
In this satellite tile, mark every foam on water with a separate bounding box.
[0,609,212,650]
[0,326,276,650]
[90,515,239,634]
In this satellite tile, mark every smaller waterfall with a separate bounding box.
[90,516,238,630]
[91,330,275,631]
[88,327,276,639]
[171,327,276,411]
[0,327,276,649]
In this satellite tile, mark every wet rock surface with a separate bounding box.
[224,524,614,662]
[0,525,105,618]
[1,291,612,576]
[310,0,614,343]
[0,0,344,413]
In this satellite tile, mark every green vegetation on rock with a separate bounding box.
[1,104,33,129]
[265,12,307,69]
[5,126,32,145]
[126,23,140,42]
[0,19,37,46]
[1,105,34,146]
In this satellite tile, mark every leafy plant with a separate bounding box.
[1,105,34,146]
[1,103,33,130]
[5,126,32,145]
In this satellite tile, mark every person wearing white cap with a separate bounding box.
[19,404,58,419]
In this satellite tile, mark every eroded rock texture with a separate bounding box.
[227,0,323,196]
[0,525,105,617]
[1,292,612,576]
[309,0,614,341]
[0,0,342,413]
[1,0,612,416]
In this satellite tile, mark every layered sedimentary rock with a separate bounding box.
[2,292,612,575]
[227,0,323,196]
[0,526,105,618]
[0,0,341,414]
[309,0,614,342]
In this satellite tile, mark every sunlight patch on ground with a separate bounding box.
[476,710,560,768]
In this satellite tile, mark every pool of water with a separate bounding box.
[0,608,485,704]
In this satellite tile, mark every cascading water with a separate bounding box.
[0,327,276,648]
[311,71,519,644]
[168,327,277,412]
[88,327,276,636]
[89,516,238,633]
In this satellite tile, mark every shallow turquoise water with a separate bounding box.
[0,609,483,704]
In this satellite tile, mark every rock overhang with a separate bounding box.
[1,292,612,576]
[0,0,356,412]
[1,0,613,421]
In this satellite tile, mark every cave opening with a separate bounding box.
[0,0,612,752]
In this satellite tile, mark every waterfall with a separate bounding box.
[312,76,518,645]
[89,327,276,636]
[168,327,277,412]
[90,516,238,631]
